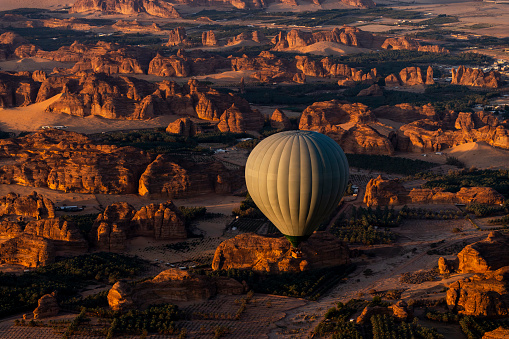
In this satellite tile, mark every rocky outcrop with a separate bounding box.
[217,104,264,133]
[483,327,509,339]
[356,301,412,324]
[24,218,88,255]
[70,0,181,18]
[299,100,393,155]
[446,267,509,317]
[397,110,509,152]
[341,0,375,8]
[457,232,509,274]
[364,176,505,207]
[0,220,23,238]
[0,233,54,267]
[148,54,190,77]
[212,232,349,273]
[381,37,448,53]
[373,103,436,123]
[452,66,501,88]
[91,201,186,251]
[202,30,218,46]
[131,201,187,240]
[0,192,55,220]
[138,154,244,198]
[270,109,292,130]
[0,72,40,107]
[166,118,202,137]
[0,32,28,60]
[272,26,385,51]
[227,31,267,45]
[42,74,258,125]
[385,66,434,86]
[166,27,189,46]
[33,292,59,319]
[357,84,383,96]
[0,129,152,194]
[108,268,244,311]
[364,176,408,207]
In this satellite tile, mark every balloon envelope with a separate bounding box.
[245,130,349,247]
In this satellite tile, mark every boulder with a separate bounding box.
[107,268,244,311]
[212,232,350,273]
[33,292,59,319]
[217,104,264,133]
[364,176,408,207]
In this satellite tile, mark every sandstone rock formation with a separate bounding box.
[381,37,448,53]
[372,103,436,124]
[398,116,509,152]
[0,233,54,267]
[385,66,434,86]
[33,292,59,319]
[272,26,385,51]
[0,32,28,60]
[217,104,264,133]
[108,268,244,311]
[0,192,55,220]
[138,154,244,198]
[24,218,88,255]
[227,31,267,45]
[363,176,409,206]
[202,30,218,46]
[457,232,509,274]
[70,0,181,18]
[0,72,39,107]
[364,176,505,207]
[299,100,394,155]
[341,0,375,8]
[357,84,383,96]
[0,129,152,194]
[91,201,186,251]
[166,117,202,137]
[452,65,501,88]
[212,232,349,273]
[270,109,292,130]
[483,327,509,339]
[446,267,509,317]
[166,27,189,46]
[0,220,23,238]
[355,301,412,324]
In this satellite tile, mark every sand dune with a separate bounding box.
[0,94,182,135]
[446,142,509,170]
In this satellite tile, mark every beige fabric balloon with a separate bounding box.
[245,130,349,247]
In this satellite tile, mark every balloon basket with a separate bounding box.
[291,248,303,258]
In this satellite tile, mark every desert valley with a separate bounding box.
[0,0,508,338]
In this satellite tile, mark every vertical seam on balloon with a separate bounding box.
[277,135,295,235]
[299,135,313,236]
[306,134,327,234]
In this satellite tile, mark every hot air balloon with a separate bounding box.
[245,130,349,248]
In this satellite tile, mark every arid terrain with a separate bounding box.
[0,0,507,338]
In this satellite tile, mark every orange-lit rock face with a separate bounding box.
[364,176,505,207]
[108,268,244,311]
[91,201,186,251]
[0,233,55,267]
[211,232,349,273]
[452,65,501,88]
[70,0,181,18]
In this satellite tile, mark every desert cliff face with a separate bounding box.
[364,176,505,207]
[212,232,350,273]
[70,0,181,18]
[0,233,55,267]
[451,65,501,88]
[108,268,244,312]
[385,66,435,86]
[299,100,394,155]
[91,200,187,251]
